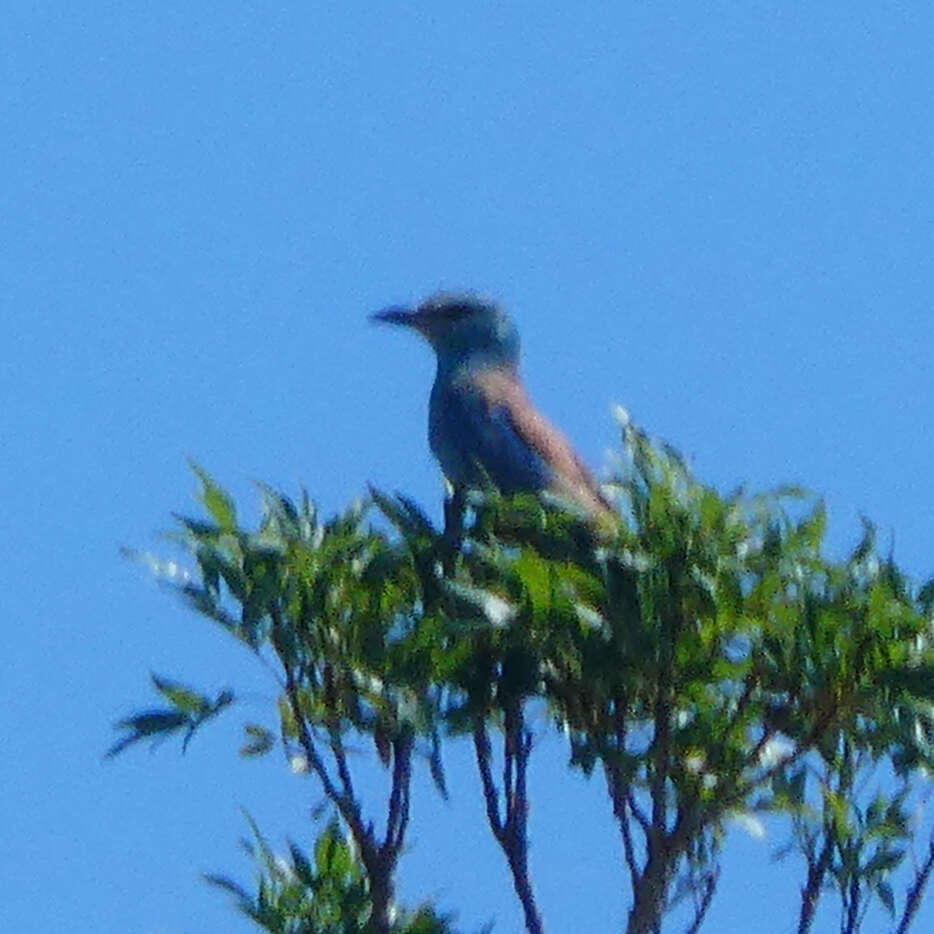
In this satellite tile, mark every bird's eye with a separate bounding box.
[418,295,494,323]
[444,303,475,319]
[423,300,475,321]
[448,299,491,319]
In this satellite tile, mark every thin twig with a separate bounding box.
[620,797,642,893]
[504,703,516,828]
[473,720,504,841]
[628,790,652,836]
[699,709,837,836]
[383,732,414,855]
[473,710,544,934]
[683,868,719,934]
[601,754,643,895]
[329,726,357,803]
[515,721,531,832]
[897,836,934,934]
[842,875,860,934]
[283,664,370,853]
[797,830,834,934]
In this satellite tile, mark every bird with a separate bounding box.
[371,293,614,522]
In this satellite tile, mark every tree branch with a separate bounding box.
[383,731,414,856]
[473,719,504,842]
[322,664,359,812]
[626,614,676,934]
[797,829,834,934]
[628,790,652,837]
[601,752,644,896]
[282,664,368,847]
[683,868,719,934]
[620,796,642,893]
[897,836,934,934]
[473,711,544,934]
[271,608,396,934]
[504,703,516,828]
[842,874,861,934]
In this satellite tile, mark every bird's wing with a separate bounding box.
[438,373,553,492]
[469,369,613,518]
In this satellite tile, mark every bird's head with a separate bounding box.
[371,293,520,370]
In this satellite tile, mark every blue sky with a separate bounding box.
[3,3,934,932]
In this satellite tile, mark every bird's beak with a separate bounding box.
[369,305,417,327]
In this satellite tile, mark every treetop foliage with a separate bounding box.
[116,416,934,934]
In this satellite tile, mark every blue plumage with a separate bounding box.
[372,293,611,518]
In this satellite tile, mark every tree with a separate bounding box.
[113,415,934,933]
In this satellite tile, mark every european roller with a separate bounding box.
[372,293,613,521]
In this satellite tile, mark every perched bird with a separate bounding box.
[371,293,613,520]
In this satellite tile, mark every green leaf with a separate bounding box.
[151,673,212,715]
[202,872,252,903]
[240,724,275,758]
[108,680,234,758]
[106,710,189,757]
[287,840,315,887]
[190,461,237,531]
[875,880,895,916]
[864,847,904,876]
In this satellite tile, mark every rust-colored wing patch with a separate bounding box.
[473,368,614,520]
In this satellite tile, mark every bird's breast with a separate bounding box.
[427,372,554,493]
[428,378,475,486]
